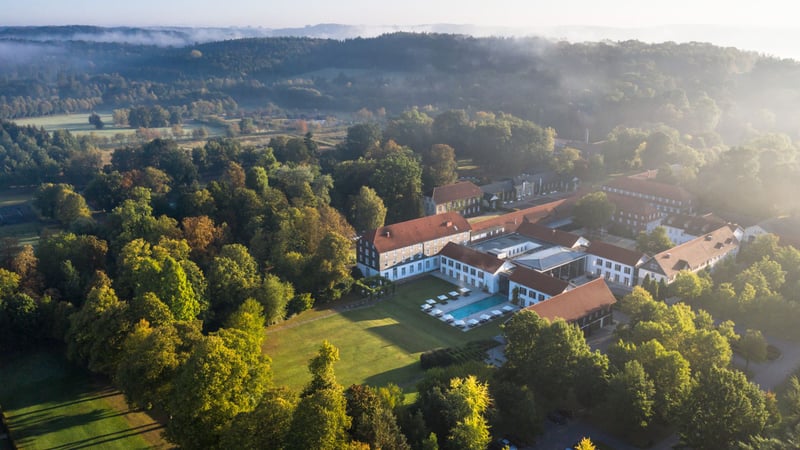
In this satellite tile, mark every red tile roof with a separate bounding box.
[470,199,568,235]
[516,221,583,248]
[645,224,740,279]
[586,240,647,267]
[439,242,507,273]
[363,212,470,253]
[509,266,570,296]
[605,192,659,217]
[605,177,693,203]
[524,278,616,323]
[431,181,483,205]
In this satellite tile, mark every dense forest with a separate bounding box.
[2,29,800,144]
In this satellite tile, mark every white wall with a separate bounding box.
[585,254,635,286]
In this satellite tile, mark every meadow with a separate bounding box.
[264,276,503,393]
[0,351,169,450]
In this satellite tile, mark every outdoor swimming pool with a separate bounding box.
[450,294,507,320]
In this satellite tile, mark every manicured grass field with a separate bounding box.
[0,351,168,450]
[264,276,503,393]
[13,114,223,140]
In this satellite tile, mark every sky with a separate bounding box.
[4,0,798,28]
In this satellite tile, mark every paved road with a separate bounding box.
[735,334,800,391]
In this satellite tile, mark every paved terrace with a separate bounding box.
[421,271,520,331]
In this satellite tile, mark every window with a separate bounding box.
[478,272,484,279]
[470,268,476,276]
[538,293,545,301]
[614,264,621,271]
[595,259,602,266]
[402,267,406,276]
[455,263,461,270]
[624,267,631,274]
[605,261,612,268]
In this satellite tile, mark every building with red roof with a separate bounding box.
[425,181,483,217]
[524,278,617,331]
[356,212,471,281]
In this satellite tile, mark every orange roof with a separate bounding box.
[439,242,507,273]
[509,266,570,296]
[644,224,740,279]
[586,240,647,266]
[431,181,483,204]
[470,199,568,235]
[524,278,616,323]
[516,221,583,248]
[605,177,693,203]
[605,192,659,217]
[363,212,470,253]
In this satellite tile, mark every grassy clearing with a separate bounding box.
[13,114,223,140]
[0,351,169,450]
[264,276,502,393]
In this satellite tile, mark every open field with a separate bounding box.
[264,276,503,393]
[0,351,169,450]
[12,114,224,140]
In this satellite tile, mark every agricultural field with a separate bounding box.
[0,351,169,450]
[264,276,503,394]
[12,113,225,141]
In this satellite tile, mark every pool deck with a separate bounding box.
[424,272,521,331]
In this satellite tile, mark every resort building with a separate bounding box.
[605,192,663,234]
[508,265,569,307]
[585,240,648,287]
[637,224,743,284]
[424,181,483,217]
[525,278,617,331]
[356,212,471,281]
[660,213,728,245]
[602,177,694,215]
[438,243,515,294]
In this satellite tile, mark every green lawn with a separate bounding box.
[264,276,503,393]
[0,351,168,450]
[13,114,224,140]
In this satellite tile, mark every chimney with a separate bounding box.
[384,230,391,238]
[445,221,453,227]
[585,128,589,144]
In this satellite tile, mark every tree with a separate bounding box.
[115,319,202,410]
[343,123,382,160]
[670,270,708,301]
[574,437,597,450]
[166,328,271,449]
[255,274,294,325]
[740,329,768,371]
[605,360,655,433]
[89,112,105,129]
[422,144,458,192]
[678,366,769,450]
[221,389,296,450]
[34,183,92,226]
[636,226,674,254]
[572,192,615,231]
[348,186,387,233]
[384,108,434,153]
[287,341,351,450]
[346,384,409,450]
[370,149,424,223]
[445,376,491,450]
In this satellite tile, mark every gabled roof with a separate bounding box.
[516,221,584,248]
[605,192,659,217]
[756,216,800,249]
[605,177,693,203]
[661,213,727,236]
[509,266,569,296]
[480,180,514,195]
[362,212,470,253]
[439,242,506,274]
[586,240,648,267]
[524,278,616,323]
[431,181,483,204]
[643,224,740,279]
[470,199,568,235]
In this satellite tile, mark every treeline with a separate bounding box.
[4,32,800,145]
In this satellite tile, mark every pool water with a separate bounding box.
[449,294,507,320]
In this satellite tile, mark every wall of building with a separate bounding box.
[509,280,555,307]
[439,255,504,293]
[585,254,636,286]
